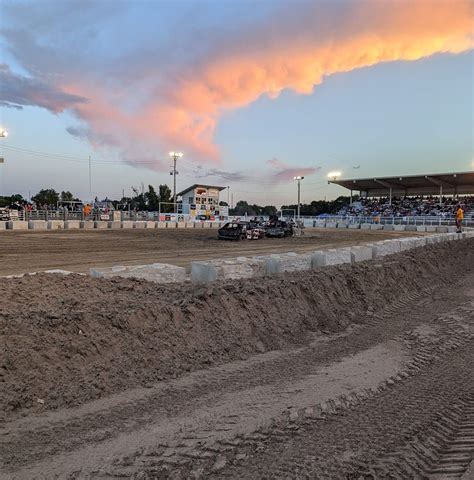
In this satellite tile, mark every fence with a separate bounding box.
[308,214,474,228]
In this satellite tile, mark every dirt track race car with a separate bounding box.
[217,222,248,240]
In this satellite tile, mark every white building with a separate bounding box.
[177,184,229,219]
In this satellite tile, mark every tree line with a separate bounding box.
[1,187,355,216]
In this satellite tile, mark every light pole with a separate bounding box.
[294,176,304,219]
[0,129,7,195]
[169,151,183,214]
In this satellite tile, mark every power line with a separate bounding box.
[0,143,328,186]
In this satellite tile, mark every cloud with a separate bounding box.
[192,166,247,182]
[1,0,472,165]
[0,64,87,113]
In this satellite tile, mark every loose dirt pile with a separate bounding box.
[0,240,472,423]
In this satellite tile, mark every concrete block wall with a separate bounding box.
[393,225,406,231]
[108,221,122,229]
[64,220,81,229]
[121,221,134,229]
[29,220,47,230]
[91,263,187,283]
[348,224,360,229]
[80,221,94,229]
[85,231,471,285]
[133,221,146,229]
[7,221,29,230]
[94,221,108,229]
[0,221,7,230]
[349,246,373,263]
[157,222,167,229]
[370,224,383,230]
[48,220,64,230]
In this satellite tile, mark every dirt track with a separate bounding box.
[0,228,417,276]
[1,239,473,479]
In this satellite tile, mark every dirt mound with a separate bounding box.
[1,240,472,422]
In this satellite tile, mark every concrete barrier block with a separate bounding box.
[47,220,64,230]
[263,257,281,275]
[336,222,348,229]
[426,235,439,245]
[202,222,212,229]
[383,225,394,231]
[348,224,360,229]
[312,248,351,268]
[145,221,156,229]
[177,221,186,228]
[191,262,218,283]
[278,252,312,272]
[405,225,418,232]
[0,221,7,230]
[425,226,437,232]
[133,221,146,229]
[80,221,94,229]
[186,222,195,229]
[436,226,448,233]
[360,223,371,230]
[7,221,28,230]
[447,226,457,233]
[393,225,406,231]
[370,224,383,230]
[399,238,417,251]
[121,221,134,229]
[64,220,80,229]
[167,222,177,229]
[372,240,401,258]
[206,257,267,280]
[91,263,187,284]
[349,246,373,263]
[94,221,108,229]
[157,221,167,229]
[108,221,122,229]
[416,226,427,232]
[28,220,47,230]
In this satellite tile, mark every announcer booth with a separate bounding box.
[178,184,229,220]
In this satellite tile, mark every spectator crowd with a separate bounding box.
[338,196,474,218]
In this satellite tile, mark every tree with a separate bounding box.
[32,189,59,206]
[60,191,77,202]
[158,184,173,212]
[0,194,24,208]
[262,205,277,216]
[145,185,160,211]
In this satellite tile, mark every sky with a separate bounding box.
[0,0,472,207]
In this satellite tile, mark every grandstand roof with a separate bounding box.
[329,171,474,197]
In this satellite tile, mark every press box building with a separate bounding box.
[177,184,229,219]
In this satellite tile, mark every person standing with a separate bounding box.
[456,204,464,233]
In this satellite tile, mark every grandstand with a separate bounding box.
[330,171,474,218]
[329,171,474,200]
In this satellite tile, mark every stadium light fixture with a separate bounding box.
[294,176,305,219]
[0,129,8,138]
[327,171,341,181]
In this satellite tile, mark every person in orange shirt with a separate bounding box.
[456,204,464,233]
[83,204,92,218]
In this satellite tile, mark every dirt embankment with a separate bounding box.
[0,240,472,422]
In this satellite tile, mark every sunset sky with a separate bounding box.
[0,0,472,206]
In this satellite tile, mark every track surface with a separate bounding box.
[0,228,416,276]
[1,261,472,478]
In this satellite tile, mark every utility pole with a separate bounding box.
[88,155,92,194]
[169,151,183,214]
[294,176,304,219]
